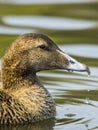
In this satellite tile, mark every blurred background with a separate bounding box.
[0,0,98,130]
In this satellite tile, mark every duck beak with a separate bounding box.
[58,50,90,75]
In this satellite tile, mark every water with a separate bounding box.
[0,25,35,35]
[60,44,98,58]
[2,16,96,30]
[0,0,98,130]
[0,0,97,5]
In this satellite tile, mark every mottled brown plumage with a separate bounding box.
[0,33,90,125]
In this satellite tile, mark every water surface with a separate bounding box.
[60,44,98,58]
[2,16,96,30]
[0,0,97,5]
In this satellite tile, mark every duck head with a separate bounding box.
[2,33,90,78]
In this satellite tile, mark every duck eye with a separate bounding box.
[39,45,49,51]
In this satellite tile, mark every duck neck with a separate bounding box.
[2,67,38,91]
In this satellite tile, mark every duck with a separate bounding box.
[0,33,90,125]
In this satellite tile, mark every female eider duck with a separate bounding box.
[0,33,90,125]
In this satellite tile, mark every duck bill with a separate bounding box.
[58,50,90,75]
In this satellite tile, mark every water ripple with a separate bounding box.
[0,0,97,5]
[0,26,36,35]
[60,44,98,59]
[2,16,97,30]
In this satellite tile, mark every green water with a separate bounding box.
[0,0,98,130]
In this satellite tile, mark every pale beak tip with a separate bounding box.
[57,50,91,76]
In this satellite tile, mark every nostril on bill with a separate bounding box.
[69,60,75,64]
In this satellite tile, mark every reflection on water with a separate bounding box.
[2,16,96,30]
[0,0,97,5]
[0,119,55,130]
[60,44,98,58]
[0,26,36,35]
